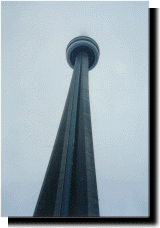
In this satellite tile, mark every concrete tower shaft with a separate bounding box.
[33,37,100,217]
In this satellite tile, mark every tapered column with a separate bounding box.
[33,36,100,217]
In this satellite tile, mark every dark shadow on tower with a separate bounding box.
[33,36,100,217]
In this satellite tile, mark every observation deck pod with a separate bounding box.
[66,36,100,70]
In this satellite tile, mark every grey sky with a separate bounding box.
[2,1,149,217]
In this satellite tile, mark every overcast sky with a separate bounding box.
[2,1,149,217]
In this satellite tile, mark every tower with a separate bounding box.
[33,36,100,217]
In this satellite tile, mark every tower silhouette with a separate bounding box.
[33,36,100,217]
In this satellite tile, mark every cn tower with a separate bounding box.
[33,36,100,217]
